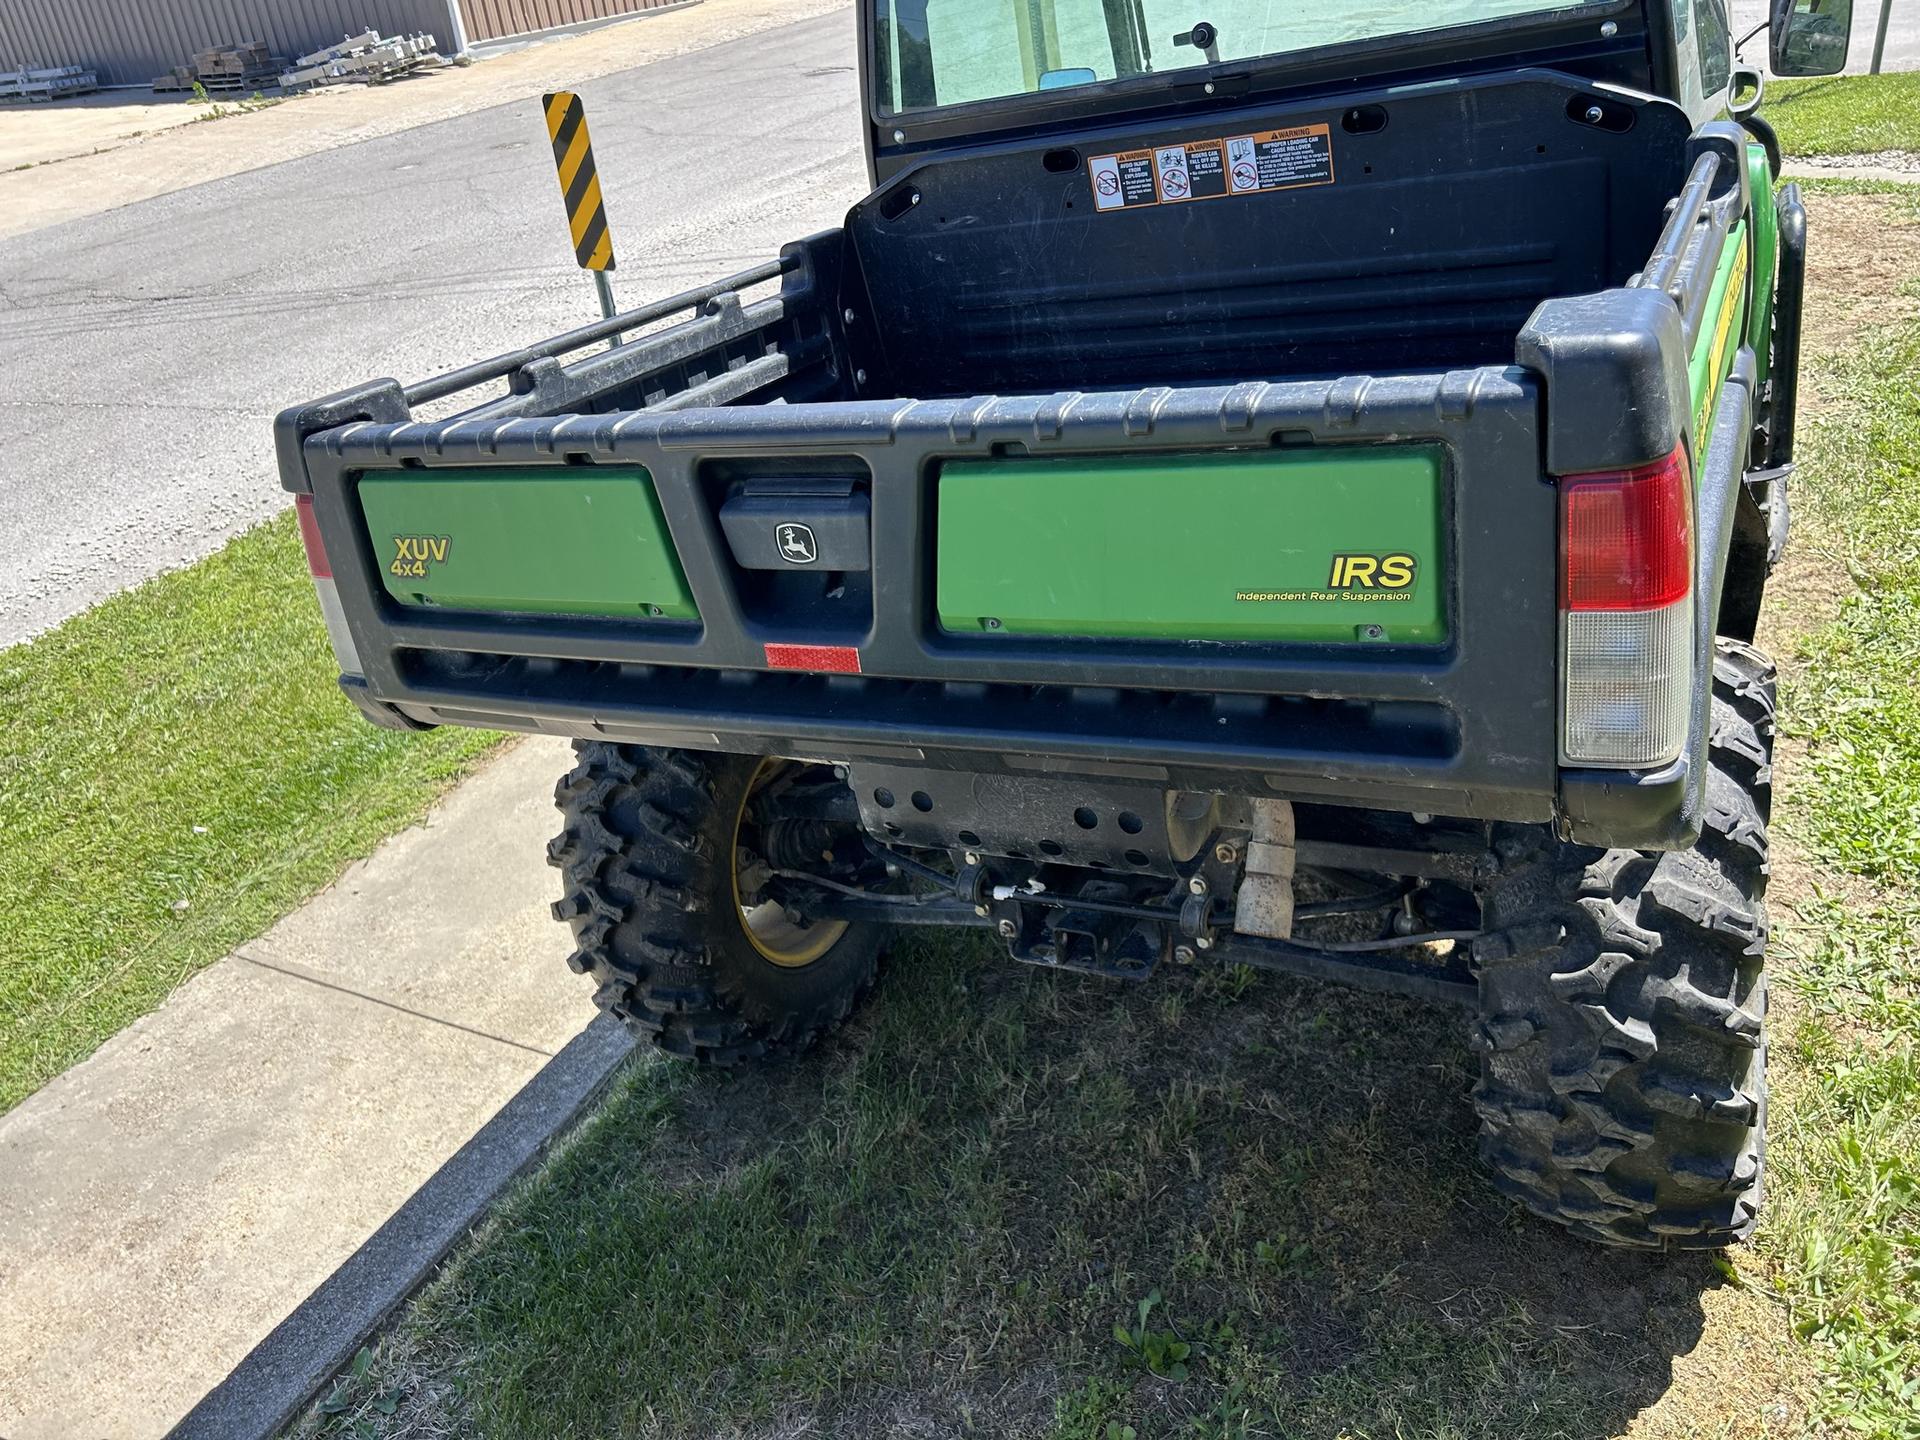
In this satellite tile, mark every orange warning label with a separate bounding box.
[1153,139,1228,202]
[1226,124,1336,193]
[1088,148,1158,210]
[1090,122,1334,213]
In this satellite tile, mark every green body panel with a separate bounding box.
[1688,218,1750,458]
[359,466,698,618]
[936,448,1447,643]
[1745,141,1778,391]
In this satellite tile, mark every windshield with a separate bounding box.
[874,0,1617,114]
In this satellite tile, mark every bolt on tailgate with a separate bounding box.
[936,447,1446,644]
[358,466,697,619]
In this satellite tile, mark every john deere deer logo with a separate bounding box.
[390,534,450,580]
[776,523,818,565]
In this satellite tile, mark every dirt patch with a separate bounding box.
[1749,186,1920,1084]
[1795,191,1920,378]
[0,89,228,171]
[1754,190,1917,919]
[1753,188,1913,931]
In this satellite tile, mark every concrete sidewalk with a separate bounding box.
[0,737,585,1439]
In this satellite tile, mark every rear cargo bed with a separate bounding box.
[278,73,1755,835]
[845,70,1692,394]
[364,69,1695,430]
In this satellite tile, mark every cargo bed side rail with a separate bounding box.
[1629,125,1753,356]
[274,238,845,487]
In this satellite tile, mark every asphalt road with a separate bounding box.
[0,11,867,647]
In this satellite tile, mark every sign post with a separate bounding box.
[543,90,622,344]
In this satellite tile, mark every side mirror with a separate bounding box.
[1771,0,1853,76]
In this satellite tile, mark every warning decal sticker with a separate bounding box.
[1154,140,1227,202]
[1227,125,1336,193]
[1088,150,1158,210]
[1090,122,1334,213]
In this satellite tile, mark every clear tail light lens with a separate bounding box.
[1560,447,1694,768]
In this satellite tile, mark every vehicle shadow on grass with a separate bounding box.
[375,932,1722,1440]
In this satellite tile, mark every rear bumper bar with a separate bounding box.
[295,371,1562,823]
[290,369,1627,833]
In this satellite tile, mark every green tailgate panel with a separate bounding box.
[358,466,697,619]
[937,448,1446,643]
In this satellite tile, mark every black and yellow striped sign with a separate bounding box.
[543,91,615,272]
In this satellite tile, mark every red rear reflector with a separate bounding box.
[764,643,861,674]
[294,495,332,579]
[1560,446,1692,612]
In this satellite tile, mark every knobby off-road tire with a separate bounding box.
[547,743,884,1065]
[1472,638,1776,1249]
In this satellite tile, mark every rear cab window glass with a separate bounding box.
[877,0,1622,113]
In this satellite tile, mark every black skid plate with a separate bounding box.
[847,762,1245,878]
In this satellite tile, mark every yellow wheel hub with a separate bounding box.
[731,760,849,968]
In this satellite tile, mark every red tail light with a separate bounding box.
[1561,447,1692,611]
[294,496,332,579]
[294,494,363,677]
[1559,445,1694,769]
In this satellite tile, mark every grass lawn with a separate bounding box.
[1766,71,1920,158]
[0,514,500,1113]
[297,190,1920,1440]
[1754,183,1920,1436]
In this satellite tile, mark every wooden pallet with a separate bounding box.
[195,70,282,92]
[154,42,286,94]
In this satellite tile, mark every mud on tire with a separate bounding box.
[1471,638,1775,1249]
[547,743,884,1065]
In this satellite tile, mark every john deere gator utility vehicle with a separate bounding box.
[279,0,1853,1249]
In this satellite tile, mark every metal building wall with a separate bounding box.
[0,0,458,87]
[457,0,675,45]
